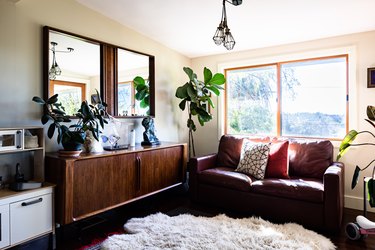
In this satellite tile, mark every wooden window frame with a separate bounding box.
[49,80,86,101]
[224,54,349,140]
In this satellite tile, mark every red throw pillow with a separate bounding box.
[265,141,289,179]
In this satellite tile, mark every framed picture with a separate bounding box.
[368,68,375,88]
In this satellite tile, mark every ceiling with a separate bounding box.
[76,0,375,58]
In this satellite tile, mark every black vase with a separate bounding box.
[61,131,86,151]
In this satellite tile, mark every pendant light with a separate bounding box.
[212,0,242,50]
[49,42,74,80]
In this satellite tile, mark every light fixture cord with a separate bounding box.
[222,0,227,26]
[51,44,56,66]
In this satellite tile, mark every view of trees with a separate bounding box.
[58,92,81,116]
[227,59,346,138]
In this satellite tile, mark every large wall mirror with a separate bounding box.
[43,26,155,117]
[117,48,150,116]
[44,28,101,116]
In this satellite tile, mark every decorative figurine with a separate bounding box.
[141,117,160,146]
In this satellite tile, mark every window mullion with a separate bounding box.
[276,63,281,137]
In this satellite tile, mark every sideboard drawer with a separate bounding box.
[10,194,52,245]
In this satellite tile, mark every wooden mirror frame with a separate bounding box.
[43,26,155,118]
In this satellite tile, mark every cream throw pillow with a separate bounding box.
[236,140,271,179]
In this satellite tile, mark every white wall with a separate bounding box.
[0,0,191,151]
[191,30,375,211]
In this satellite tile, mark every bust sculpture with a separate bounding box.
[141,117,160,146]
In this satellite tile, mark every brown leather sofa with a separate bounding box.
[189,135,344,232]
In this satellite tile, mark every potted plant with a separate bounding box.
[337,105,375,207]
[175,67,225,157]
[133,76,150,115]
[32,90,108,152]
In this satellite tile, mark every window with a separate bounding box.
[225,55,348,139]
[118,81,135,116]
[49,80,86,116]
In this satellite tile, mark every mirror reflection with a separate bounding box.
[117,48,149,116]
[48,31,100,116]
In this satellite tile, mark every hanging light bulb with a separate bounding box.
[213,23,225,45]
[212,0,240,50]
[223,28,235,50]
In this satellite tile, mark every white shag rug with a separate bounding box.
[101,213,335,250]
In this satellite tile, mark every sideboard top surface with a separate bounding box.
[46,142,187,161]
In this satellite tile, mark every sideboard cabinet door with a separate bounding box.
[45,142,187,225]
[137,146,184,196]
[72,153,137,219]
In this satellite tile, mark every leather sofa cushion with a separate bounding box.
[265,141,289,179]
[217,135,270,169]
[199,167,252,192]
[288,139,333,179]
[251,177,324,202]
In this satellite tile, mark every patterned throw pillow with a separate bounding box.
[235,140,271,179]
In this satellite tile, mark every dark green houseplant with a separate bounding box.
[337,105,375,207]
[32,90,108,151]
[175,67,225,157]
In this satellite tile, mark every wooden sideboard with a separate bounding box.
[45,142,187,225]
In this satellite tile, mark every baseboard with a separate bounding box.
[345,195,375,213]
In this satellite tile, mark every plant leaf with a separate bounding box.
[351,165,361,189]
[41,114,51,124]
[57,127,62,144]
[46,94,58,104]
[47,123,56,139]
[203,67,212,84]
[52,109,66,115]
[368,178,375,207]
[133,76,145,87]
[187,84,197,101]
[336,130,358,160]
[207,98,214,108]
[136,84,148,92]
[32,96,45,104]
[135,89,147,101]
[179,100,186,110]
[140,99,148,108]
[144,95,150,106]
[175,83,189,99]
[367,106,375,121]
[208,73,225,85]
[206,85,220,96]
[187,118,196,132]
[183,67,194,81]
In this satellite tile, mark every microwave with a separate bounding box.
[0,129,23,151]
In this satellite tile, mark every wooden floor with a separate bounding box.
[56,186,375,250]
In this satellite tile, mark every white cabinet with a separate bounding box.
[0,205,9,249]
[0,127,54,249]
[0,186,53,249]
[10,193,52,245]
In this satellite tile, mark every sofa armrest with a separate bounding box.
[189,153,217,201]
[323,162,344,231]
[190,153,218,173]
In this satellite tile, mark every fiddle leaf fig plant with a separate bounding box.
[133,76,150,114]
[337,105,375,207]
[175,67,225,157]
